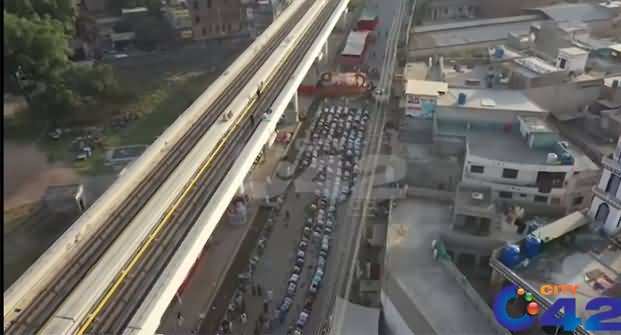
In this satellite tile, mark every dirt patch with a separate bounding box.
[4,141,79,210]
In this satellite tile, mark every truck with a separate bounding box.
[314,72,373,97]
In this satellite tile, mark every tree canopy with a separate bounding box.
[4,0,76,33]
[4,0,120,124]
[4,12,70,88]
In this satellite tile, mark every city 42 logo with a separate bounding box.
[493,285,621,332]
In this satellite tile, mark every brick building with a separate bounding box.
[188,0,244,40]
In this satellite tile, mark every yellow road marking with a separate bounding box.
[75,3,326,332]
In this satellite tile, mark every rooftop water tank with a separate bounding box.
[495,47,504,59]
[457,92,467,105]
[521,235,541,258]
[500,244,522,268]
[546,152,558,164]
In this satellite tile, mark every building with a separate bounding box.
[433,88,600,216]
[164,7,193,39]
[589,136,621,235]
[188,0,244,40]
[340,31,371,67]
[489,212,621,335]
[404,80,448,118]
[422,0,479,24]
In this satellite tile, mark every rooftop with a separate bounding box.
[341,31,369,56]
[518,115,555,134]
[559,46,589,56]
[529,3,613,23]
[385,198,504,335]
[493,221,621,335]
[437,88,546,114]
[403,62,428,80]
[405,80,448,97]
[436,119,598,168]
[412,17,544,51]
[513,56,561,75]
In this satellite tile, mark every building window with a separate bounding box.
[207,0,212,8]
[215,24,219,33]
[534,195,548,203]
[228,23,232,32]
[595,203,610,223]
[470,165,484,173]
[572,196,584,206]
[193,1,198,9]
[499,191,512,199]
[502,168,518,179]
[195,16,200,23]
[605,173,621,196]
[551,197,560,205]
[519,193,527,197]
[202,27,206,36]
[558,58,567,69]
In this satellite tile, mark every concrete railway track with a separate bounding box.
[81,0,343,333]
[4,2,314,334]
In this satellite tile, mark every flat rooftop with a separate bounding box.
[341,31,369,56]
[412,18,545,51]
[505,226,621,334]
[384,198,504,335]
[436,120,598,169]
[437,88,546,114]
[405,80,448,96]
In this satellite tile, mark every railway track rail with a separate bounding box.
[79,0,343,333]
[4,2,313,334]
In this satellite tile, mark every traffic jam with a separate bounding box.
[219,102,370,335]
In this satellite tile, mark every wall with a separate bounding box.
[438,106,542,124]
[188,0,244,40]
[589,195,621,234]
[477,0,556,18]
[525,79,603,118]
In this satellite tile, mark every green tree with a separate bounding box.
[4,0,76,33]
[145,0,162,17]
[132,16,172,50]
[75,14,97,43]
[4,12,71,91]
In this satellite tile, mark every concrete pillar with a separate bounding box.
[339,7,349,31]
[284,91,299,123]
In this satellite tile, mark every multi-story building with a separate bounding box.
[433,88,600,216]
[188,0,244,40]
[589,136,621,235]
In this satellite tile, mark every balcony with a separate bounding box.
[592,186,621,209]
[602,155,621,176]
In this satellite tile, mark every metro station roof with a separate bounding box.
[341,31,370,56]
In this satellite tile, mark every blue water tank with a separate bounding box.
[494,47,504,59]
[500,244,522,268]
[522,235,542,258]
[457,93,467,105]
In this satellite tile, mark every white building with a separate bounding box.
[434,88,600,215]
[589,136,621,235]
[404,80,448,118]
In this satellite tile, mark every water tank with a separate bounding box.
[546,152,558,164]
[457,93,467,105]
[521,235,541,258]
[494,47,504,59]
[500,244,522,268]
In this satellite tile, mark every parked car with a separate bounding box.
[289,273,300,284]
[297,311,310,328]
[287,282,297,295]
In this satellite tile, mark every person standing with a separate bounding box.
[266,289,273,302]
[176,312,184,328]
